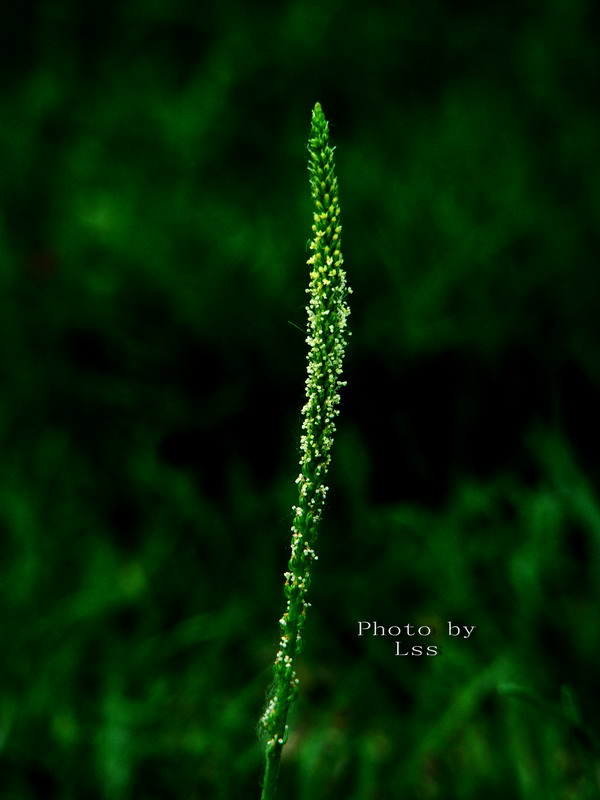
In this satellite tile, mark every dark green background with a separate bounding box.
[1,1,599,797]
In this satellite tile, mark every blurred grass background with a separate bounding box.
[1,1,600,797]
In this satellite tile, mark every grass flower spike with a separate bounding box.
[258,103,351,799]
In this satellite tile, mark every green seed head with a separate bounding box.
[259,103,350,780]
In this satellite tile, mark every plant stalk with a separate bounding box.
[258,102,351,799]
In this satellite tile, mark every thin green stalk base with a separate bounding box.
[260,743,283,800]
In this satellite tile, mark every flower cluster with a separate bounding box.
[259,103,351,772]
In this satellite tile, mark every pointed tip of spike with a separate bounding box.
[313,102,323,119]
[311,103,327,136]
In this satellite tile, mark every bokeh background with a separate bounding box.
[1,1,600,798]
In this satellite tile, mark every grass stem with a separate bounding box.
[258,102,351,799]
